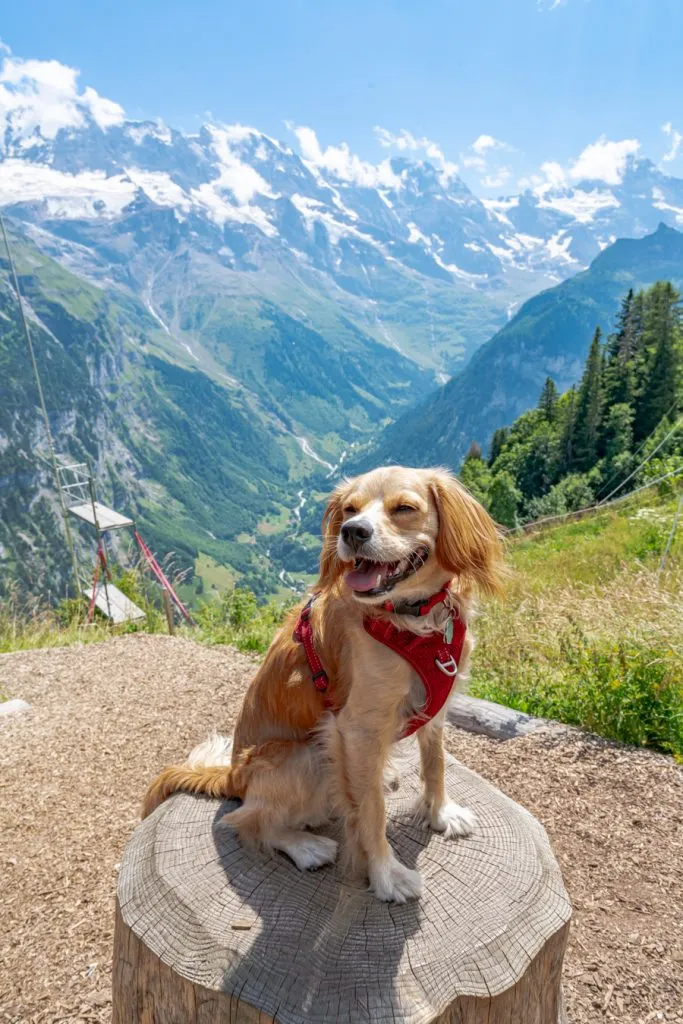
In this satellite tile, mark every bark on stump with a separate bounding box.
[113,750,571,1023]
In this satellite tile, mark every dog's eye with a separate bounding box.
[343,504,358,515]
[394,504,416,513]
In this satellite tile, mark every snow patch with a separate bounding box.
[481,196,519,228]
[432,251,488,284]
[126,121,173,146]
[538,188,619,224]
[407,222,431,247]
[291,192,382,250]
[125,168,191,211]
[546,230,575,263]
[0,159,135,217]
[652,186,683,224]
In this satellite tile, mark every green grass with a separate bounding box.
[194,553,239,593]
[0,573,295,659]
[257,505,293,535]
[470,491,683,759]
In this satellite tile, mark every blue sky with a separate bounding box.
[2,0,682,194]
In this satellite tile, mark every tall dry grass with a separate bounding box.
[471,497,683,758]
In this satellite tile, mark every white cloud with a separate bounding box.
[188,124,278,235]
[289,123,402,189]
[471,134,505,156]
[519,137,639,192]
[568,136,640,185]
[82,86,125,129]
[0,53,125,142]
[207,124,275,204]
[374,126,459,185]
[537,0,566,10]
[0,39,12,56]
[661,122,682,164]
[482,167,512,189]
[540,160,567,188]
[462,153,486,172]
[461,133,512,190]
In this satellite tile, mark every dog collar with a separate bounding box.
[381,582,451,617]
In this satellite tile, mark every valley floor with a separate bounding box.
[0,635,681,1024]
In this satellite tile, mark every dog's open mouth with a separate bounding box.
[344,546,430,596]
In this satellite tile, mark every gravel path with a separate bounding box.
[1,634,681,1024]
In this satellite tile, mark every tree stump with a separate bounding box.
[113,750,571,1023]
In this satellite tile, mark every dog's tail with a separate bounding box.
[142,733,236,818]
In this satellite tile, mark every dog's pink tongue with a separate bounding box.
[344,563,390,592]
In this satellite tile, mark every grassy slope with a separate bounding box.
[470,489,683,758]
[0,230,312,597]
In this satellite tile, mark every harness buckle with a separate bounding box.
[434,655,458,677]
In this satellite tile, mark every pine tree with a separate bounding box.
[602,402,634,482]
[571,327,604,472]
[559,386,577,475]
[633,282,682,441]
[538,377,559,421]
[603,290,641,408]
[488,427,508,467]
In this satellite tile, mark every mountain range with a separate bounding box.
[364,223,683,471]
[3,66,683,596]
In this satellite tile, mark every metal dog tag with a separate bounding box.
[443,616,454,645]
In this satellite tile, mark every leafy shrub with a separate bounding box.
[472,626,683,758]
[194,587,294,652]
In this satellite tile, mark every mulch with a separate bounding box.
[1,634,681,1023]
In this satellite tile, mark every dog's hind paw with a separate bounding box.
[276,832,339,871]
[369,854,423,903]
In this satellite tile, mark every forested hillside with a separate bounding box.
[459,281,682,527]
[364,225,683,471]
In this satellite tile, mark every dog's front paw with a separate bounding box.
[431,801,476,839]
[369,853,423,903]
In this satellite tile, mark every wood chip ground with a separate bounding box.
[1,635,681,1023]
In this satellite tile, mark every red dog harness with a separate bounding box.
[293,587,466,738]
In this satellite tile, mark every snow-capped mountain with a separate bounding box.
[3,65,683,380]
[4,54,683,598]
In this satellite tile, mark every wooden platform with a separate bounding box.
[68,501,134,531]
[84,582,145,623]
[114,750,571,1022]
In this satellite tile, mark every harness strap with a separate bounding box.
[293,599,334,706]
[293,587,465,735]
[364,613,466,738]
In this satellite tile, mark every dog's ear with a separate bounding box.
[317,485,346,591]
[429,469,505,598]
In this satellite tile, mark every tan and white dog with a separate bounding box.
[143,466,504,902]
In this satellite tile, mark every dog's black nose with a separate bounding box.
[341,518,373,550]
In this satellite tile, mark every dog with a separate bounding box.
[143,466,504,902]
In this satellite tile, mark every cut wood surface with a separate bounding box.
[114,748,571,1023]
